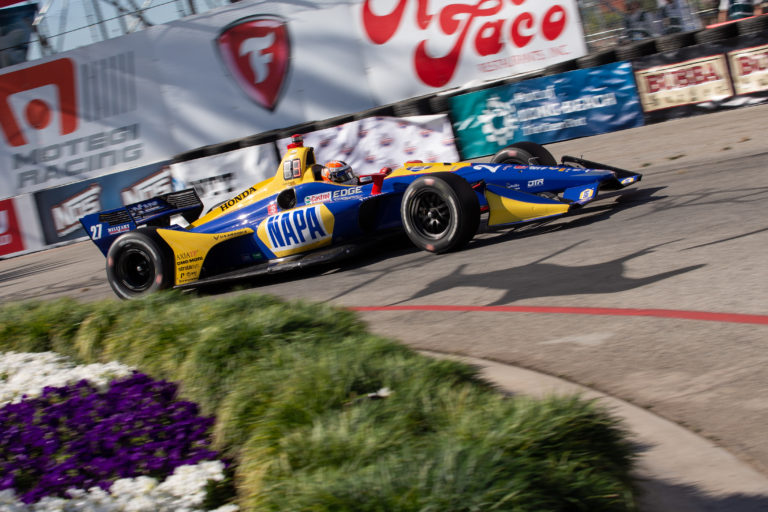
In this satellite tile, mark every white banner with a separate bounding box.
[0,34,178,198]
[0,0,584,199]
[277,115,460,174]
[169,143,279,213]
[356,0,587,103]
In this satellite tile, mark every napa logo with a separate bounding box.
[256,204,334,257]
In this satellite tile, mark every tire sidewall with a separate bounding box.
[106,230,171,299]
[401,174,477,253]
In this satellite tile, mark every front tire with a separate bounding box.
[401,173,479,254]
[491,142,557,166]
[106,229,173,299]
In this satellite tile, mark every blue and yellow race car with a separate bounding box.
[80,137,641,299]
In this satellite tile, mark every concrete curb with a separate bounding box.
[421,351,768,512]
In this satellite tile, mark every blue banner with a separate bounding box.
[33,162,171,245]
[451,61,645,159]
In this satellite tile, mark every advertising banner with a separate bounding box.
[451,61,644,159]
[356,0,587,103]
[277,115,459,174]
[0,197,25,255]
[633,34,768,123]
[0,3,37,69]
[33,161,171,245]
[0,35,179,199]
[169,143,279,213]
[727,37,768,97]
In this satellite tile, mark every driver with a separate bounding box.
[321,160,357,185]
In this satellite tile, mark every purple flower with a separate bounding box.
[0,372,220,504]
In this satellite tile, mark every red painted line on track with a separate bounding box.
[350,305,768,326]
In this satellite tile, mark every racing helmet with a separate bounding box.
[321,160,356,185]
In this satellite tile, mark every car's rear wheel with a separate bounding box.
[491,142,557,166]
[401,173,479,253]
[106,229,173,299]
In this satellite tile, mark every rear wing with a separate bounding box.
[79,189,203,256]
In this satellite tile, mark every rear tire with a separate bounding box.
[401,173,479,254]
[106,229,173,299]
[491,142,557,166]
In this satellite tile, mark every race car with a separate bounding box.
[80,137,642,299]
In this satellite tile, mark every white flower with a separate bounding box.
[0,352,238,512]
[0,351,134,406]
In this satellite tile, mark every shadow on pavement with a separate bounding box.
[636,478,768,512]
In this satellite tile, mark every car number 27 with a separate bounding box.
[90,224,103,240]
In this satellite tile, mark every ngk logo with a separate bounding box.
[0,59,77,147]
[51,184,102,237]
[121,168,173,205]
[216,16,290,111]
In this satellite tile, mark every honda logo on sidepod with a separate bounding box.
[216,16,290,111]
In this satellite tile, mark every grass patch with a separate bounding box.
[0,292,638,511]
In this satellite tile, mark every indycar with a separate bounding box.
[80,137,642,299]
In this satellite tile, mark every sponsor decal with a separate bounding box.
[620,177,636,185]
[107,223,131,235]
[305,191,332,205]
[635,55,733,112]
[212,228,251,242]
[216,15,290,111]
[305,186,363,205]
[121,167,173,205]
[579,188,594,200]
[505,183,520,190]
[362,0,573,87]
[51,184,102,237]
[729,44,768,95]
[263,206,331,251]
[528,179,544,187]
[0,199,24,255]
[267,202,278,215]
[407,164,433,172]
[219,186,258,212]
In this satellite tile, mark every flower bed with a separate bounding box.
[0,351,237,511]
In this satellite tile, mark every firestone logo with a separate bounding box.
[362,0,571,87]
[0,59,77,147]
[216,15,290,111]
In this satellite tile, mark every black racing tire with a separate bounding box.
[490,142,557,166]
[401,173,480,254]
[106,229,173,299]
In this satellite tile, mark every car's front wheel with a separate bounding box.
[401,173,479,254]
[106,229,173,299]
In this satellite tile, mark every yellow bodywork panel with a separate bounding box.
[387,162,470,178]
[157,228,254,285]
[190,146,320,229]
[486,190,569,227]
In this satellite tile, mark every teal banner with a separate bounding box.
[451,61,645,159]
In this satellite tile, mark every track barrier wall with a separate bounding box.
[1,4,767,259]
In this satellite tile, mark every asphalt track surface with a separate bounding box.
[2,104,768,507]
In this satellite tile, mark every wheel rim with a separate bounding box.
[116,247,155,292]
[409,189,451,240]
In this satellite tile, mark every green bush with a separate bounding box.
[0,293,637,511]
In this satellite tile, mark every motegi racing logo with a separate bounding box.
[0,55,144,193]
[216,15,290,111]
